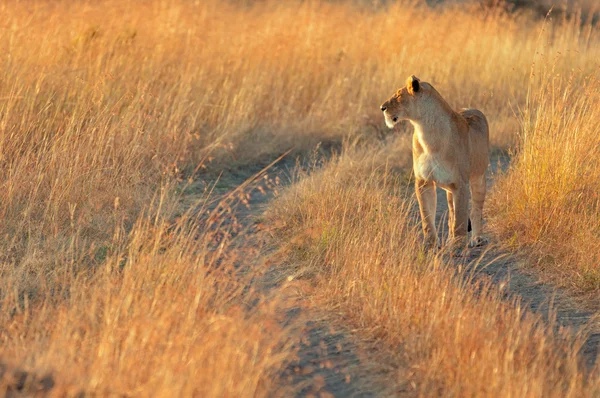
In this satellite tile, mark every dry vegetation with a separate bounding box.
[0,0,304,394]
[0,0,598,395]
[0,200,295,395]
[267,146,600,396]
[488,65,600,294]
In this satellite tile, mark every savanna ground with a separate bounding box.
[0,0,599,396]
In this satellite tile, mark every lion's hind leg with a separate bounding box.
[469,174,488,247]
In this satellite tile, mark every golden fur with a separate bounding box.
[380,76,489,251]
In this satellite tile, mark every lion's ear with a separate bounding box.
[407,75,421,95]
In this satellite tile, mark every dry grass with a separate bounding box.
[0,0,596,285]
[488,65,600,294]
[0,0,599,394]
[0,0,308,393]
[0,196,295,396]
[267,146,599,396]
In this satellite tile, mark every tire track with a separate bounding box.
[190,156,384,397]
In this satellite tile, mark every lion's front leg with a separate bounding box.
[446,190,455,243]
[415,178,439,250]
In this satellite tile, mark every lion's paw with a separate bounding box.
[423,238,441,252]
[469,236,489,248]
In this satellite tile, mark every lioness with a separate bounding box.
[380,76,489,251]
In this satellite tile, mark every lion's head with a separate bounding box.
[380,75,425,128]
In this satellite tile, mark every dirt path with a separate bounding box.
[190,156,382,397]
[431,154,599,367]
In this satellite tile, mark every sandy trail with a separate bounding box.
[190,157,382,397]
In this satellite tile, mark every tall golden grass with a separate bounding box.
[0,197,295,395]
[267,146,599,396]
[0,0,596,293]
[488,65,600,293]
[0,0,598,394]
[0,0,307,393]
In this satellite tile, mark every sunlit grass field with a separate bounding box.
[268,146,599,396]
[0,0,598,395]
[488,67,600,294]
